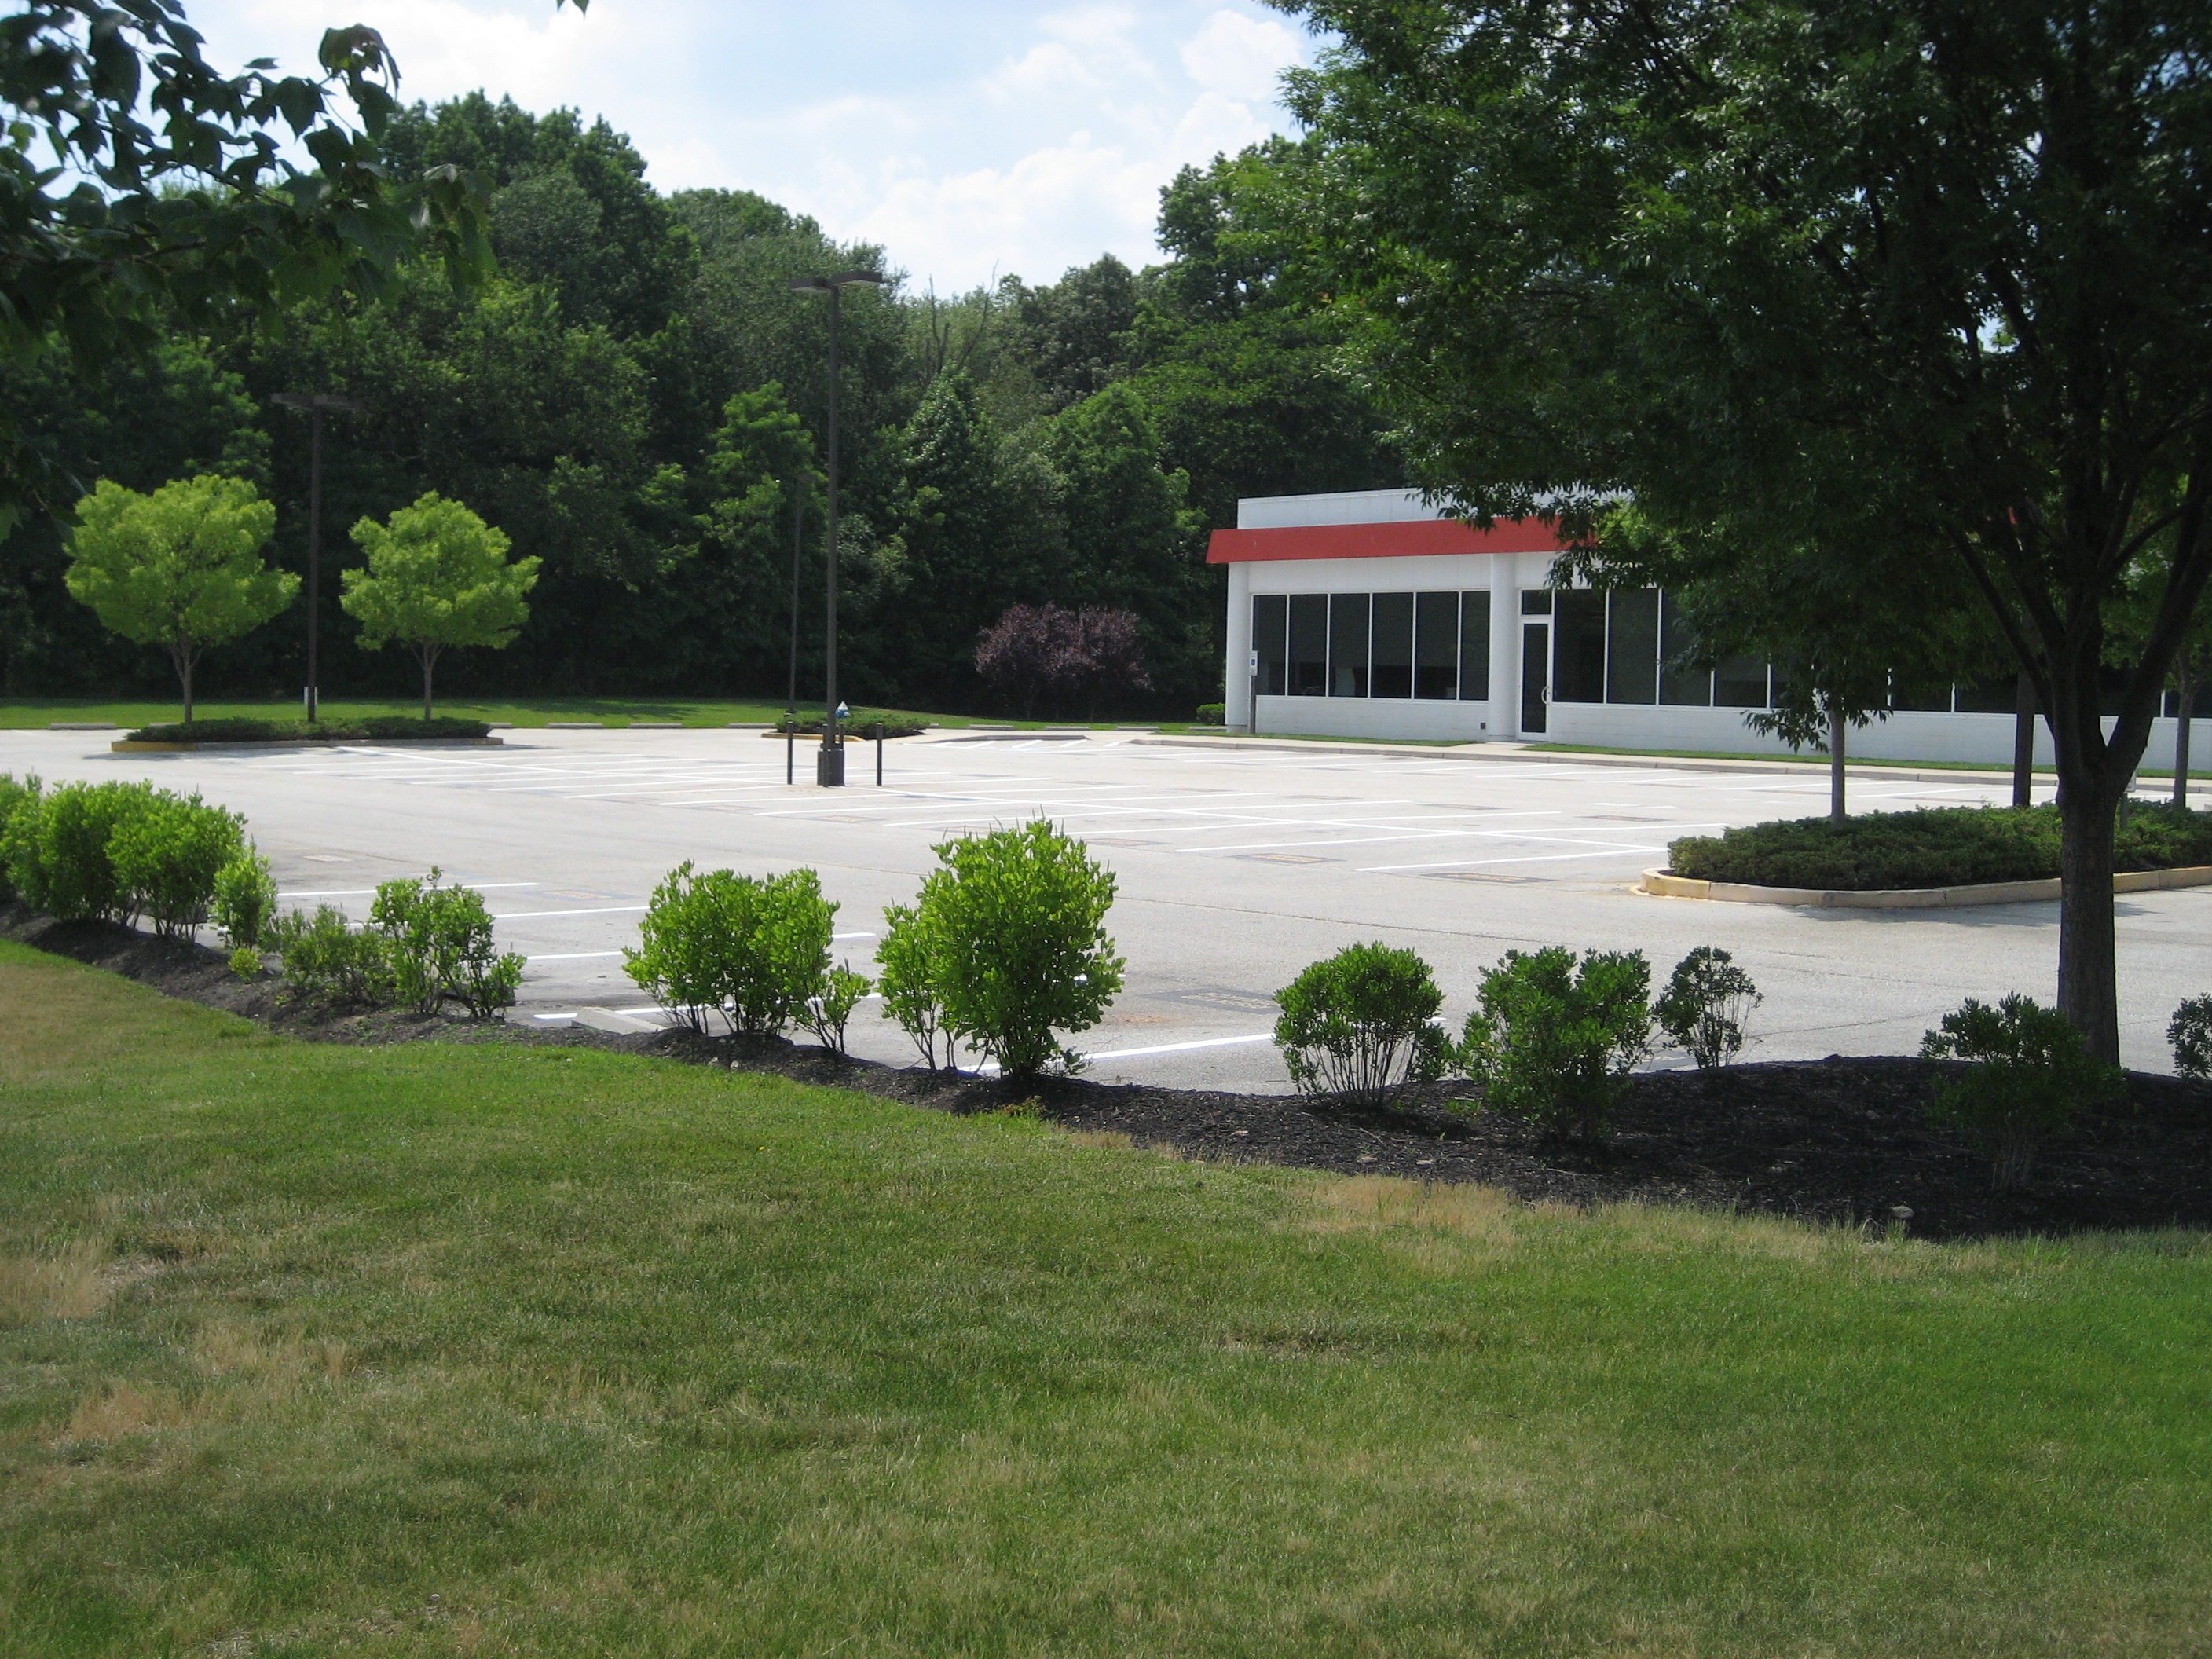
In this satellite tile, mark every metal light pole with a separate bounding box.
[789,269,883,786]
[271,392,361,724]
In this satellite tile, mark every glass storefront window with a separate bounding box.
[1415,592,1459,698]
[1657,590,1711,705]
[1460,591,1492,700]
[1605,588,1659,705]
[1329,593,1370,697]
[1289,594,1328,696]
[1371,593,1415,697]
[1715,657,1770,709]
[1554,589,1607,702]
[1252,594,1286,696]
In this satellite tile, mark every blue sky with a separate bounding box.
[186,0,1321,292]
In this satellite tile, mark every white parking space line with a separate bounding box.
[278,882,542,899]
[493,905,649,920]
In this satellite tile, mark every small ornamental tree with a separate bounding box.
[342,493,540,719]
[64,475,295,723]
[975,603,1081,719]
[974,602,1152,720]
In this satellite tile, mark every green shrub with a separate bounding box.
[0,773,35,903]
[228,945,262,980]
[1273,943,1448,1108]
[1460,947,1653,1140]
[1668,803,2212,890]
[370,869,524,1017]
[1196,702,1226,725]
[2166,995,2212,1082]
[108,791,244,941]
[356,716,493,741]
[915,819,1124,1082]
[808,961,873,1057]
[211,849,277,950]
[877,901,954,1069]
[125,716,493,743]
[1653,946,1763,1069]
[28,780,158,922]
[623,862,835,1037]
[270,905,394,1006]
[1920,995,2121,1189]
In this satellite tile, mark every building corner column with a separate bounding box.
[1489,554,1521,739]
[1225,561,1253,733]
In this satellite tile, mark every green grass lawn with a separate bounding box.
[2,945,2208,1656]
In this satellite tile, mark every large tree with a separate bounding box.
[0,1,584,535]
[1280,0,2212,1060]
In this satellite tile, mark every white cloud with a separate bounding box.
[1179,9,1306,102]
[183,0,1320,290]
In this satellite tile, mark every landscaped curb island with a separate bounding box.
[1639,864,2212,907]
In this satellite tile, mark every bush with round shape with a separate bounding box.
[623,862,836,1038]
[1920,994,2122,1190]
[916,819,1124,1082]
[229,945,262,980]
[370,869,524,1017]
[212,849,277,950]
[2173,996,2212,1081]
[1654,946,1763,1069]
[108,791,244,941]
[1460,947,1654,1141]
[269,905,394,1007]
[877,901,953,1069]
[1273,943,1448,1108]
[26,779,159,922]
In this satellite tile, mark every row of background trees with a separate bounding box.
[0,98,1397,720]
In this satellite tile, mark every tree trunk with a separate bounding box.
[173,637,195,725]
[2013,671,2036,808]
[421,645,438,720]
[2056,777,2124,1063]
[2176,666,2196,810]
[1828,704,1846,823]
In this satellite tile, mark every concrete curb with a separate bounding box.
[1639,864,2212,907]
[112,737,504,753]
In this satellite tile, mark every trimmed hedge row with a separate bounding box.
[125,716,493,743]
[1668,804,2212,891]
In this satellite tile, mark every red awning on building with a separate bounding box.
[1206,518,1568,564]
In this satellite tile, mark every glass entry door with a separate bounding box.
[1521,622,1550,734]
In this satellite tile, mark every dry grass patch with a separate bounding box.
[0,1236,114,1325]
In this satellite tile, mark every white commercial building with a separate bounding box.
[1215,488,2200,770]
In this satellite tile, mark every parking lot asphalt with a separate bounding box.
[2,727,2203,1085]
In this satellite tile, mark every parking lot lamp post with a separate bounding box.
[789,269,884,786]
[271,392,361,724]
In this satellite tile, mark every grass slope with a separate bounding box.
[2,944,2208,1656]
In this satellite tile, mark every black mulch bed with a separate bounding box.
[8,904,2208,1242]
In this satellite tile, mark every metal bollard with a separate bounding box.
[786,727,794,785]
